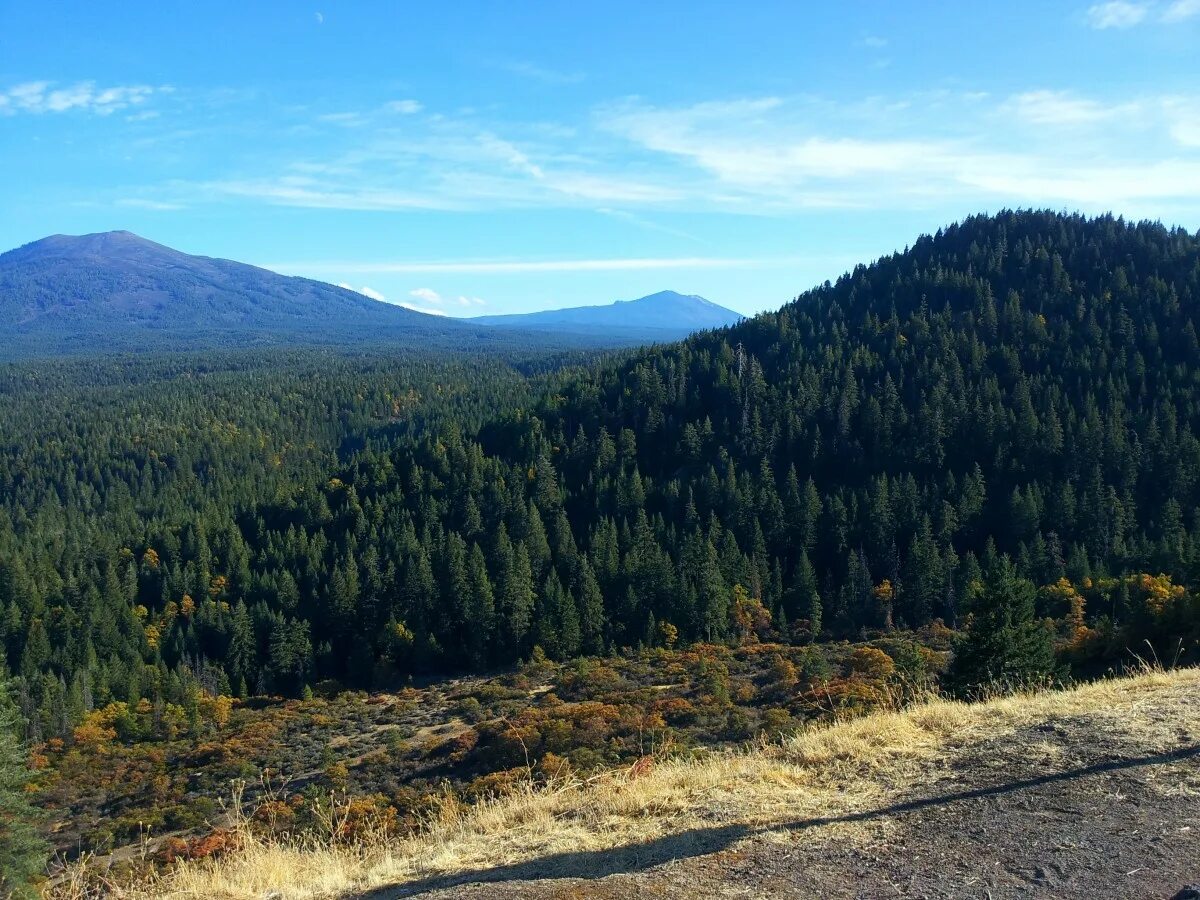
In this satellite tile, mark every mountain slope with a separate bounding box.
[473,290,743,338]
[0,232,637,356]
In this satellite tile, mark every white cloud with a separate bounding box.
[959,158,1200,206]
[592,91,1200,215]
[0,80,158,115]
[138,84,1200,221]
[1085,1,1149,27]
[599,97,952,188]
[315,11,324,24]
[409,287,445,304]
[335,283,387,302]
[859,35,888,48]
[385,99,422,114]
[1171,117,1200,147]
[1162,0,1200,19]
[397,302,448,316]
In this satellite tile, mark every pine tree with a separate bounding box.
[0,701,47,898]
[575,558,605,655]
[793,550,822,638]
[948,558,1057,694]
[503,544,535,652]
[465,544,495,667]
[226,600,256,695]
[698,538,729,641]
[536,571,580,659]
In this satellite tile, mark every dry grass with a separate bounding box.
[55,666,1200,899]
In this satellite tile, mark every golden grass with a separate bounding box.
[56,666,1200,899]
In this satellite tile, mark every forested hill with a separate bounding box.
[4,211,1200,722]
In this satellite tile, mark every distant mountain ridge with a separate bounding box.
[473,290,743,337]
[0,232,714,357]
[0,231,457,350]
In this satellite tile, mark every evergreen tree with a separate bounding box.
[0,700,47,898]
[465,544,495,667]
[948,558,1057,694]
[503,544,535,652]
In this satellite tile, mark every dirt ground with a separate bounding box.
[367,685,1200,900]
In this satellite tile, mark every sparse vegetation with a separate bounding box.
[46,666,1200,899]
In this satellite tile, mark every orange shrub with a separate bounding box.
[847,647,896,679]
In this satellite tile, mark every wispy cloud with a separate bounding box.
[405,288,485,309]
[1161,0,1200,19]
[595,207,707,243]
[504,61,585,85]
[268,256,783,275]
[116,198,184,211]
[594,91,1200,215]
[336,283,387,302]
[1084,0,1200,26]
[1004,90,1133,125]
[385,99,422,114]
[213,180,458,211]
[0,80,161,115]
[398,303,448,316]
[1085,1,1149,27]
[317,111,367,127]
[409,287,444,305]
[114,81,1200,221]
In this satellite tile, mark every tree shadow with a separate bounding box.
[361,743,1200,898]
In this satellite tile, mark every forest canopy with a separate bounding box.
[3,210,1200,744]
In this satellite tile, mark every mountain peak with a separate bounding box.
[473,290,743,338]
[5,230,178,263]
[621,289,726,308]
[0,230,470,353]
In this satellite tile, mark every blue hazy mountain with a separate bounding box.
[0,232,663,357]
[472,290,744,339]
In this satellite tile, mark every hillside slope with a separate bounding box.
[473,290,743,339]
[100,667,1200,899]
[125,209,1198,689]
[8,211,1200,712]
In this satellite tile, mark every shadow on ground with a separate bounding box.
[361,743,1200,898]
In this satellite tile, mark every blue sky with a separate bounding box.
[2,1,1199,317]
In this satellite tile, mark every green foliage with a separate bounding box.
[948,559,1058,694]
[3,210,1200,750]
[0,697,47,897]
